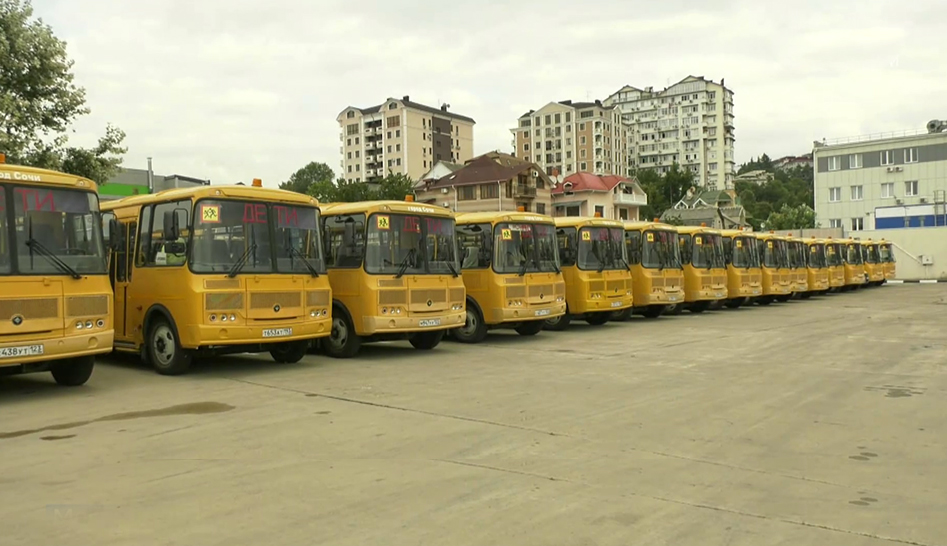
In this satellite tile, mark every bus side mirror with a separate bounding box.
[163,210,179,241]
[108,218,123,251]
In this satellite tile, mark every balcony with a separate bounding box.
[614,192,647,206]
[513,184,537,198]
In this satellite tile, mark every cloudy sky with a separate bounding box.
[33,0,947,187]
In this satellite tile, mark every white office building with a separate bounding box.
[813,120,947,234]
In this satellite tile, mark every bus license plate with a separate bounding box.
[753,289,760,295]
[610,301,622,308]
[534,309,551,317]
[418,319,441,327]
[668,296,678,302]
[716,292,724,298]
[262,328,292,338]
[0,345,44,359]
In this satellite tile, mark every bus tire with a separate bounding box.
[689,301,709,314]
[665,304,684,316]
[50,356,95,386]
[757,297,773,305]
[147,317,192,375]
[270,340,310,364]
[800,292,812,299]
[410,330,444,350]
[641,305,663,319]
[515,320,545,336]
[323,310,361,359]
[453,306,487,344]
[585,313,610,326]
[724,299,742,309]
[611,307,634,321]
[543,311,571,331]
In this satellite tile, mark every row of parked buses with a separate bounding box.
[0,160,898,384]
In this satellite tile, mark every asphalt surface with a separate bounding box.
[2,285,945,546]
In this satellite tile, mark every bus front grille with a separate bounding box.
[250,292,302,309]
[66,295,109,317]
[589,281,605,293]
[379,290,407,306]
[554,282,565,295]
[307,290,331,307]
[0,298,58,320]
[505,286,527,299]
[205,292,244,311]
[449,287,465,303]
[529,285,554,298]
[606,280,625,294]
[411,289,447,305]
[205,279,241,290]
[712,276,727,286]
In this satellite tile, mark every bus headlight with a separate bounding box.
[556,296,565,302]
[76,321,84,330]
[96,319,105,328]
[84,320,93,329]
[451,303,463,310]
[230,314,237,322]
[210,314,217,322]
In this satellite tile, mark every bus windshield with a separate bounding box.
[730,236,758,268]
[365,213,458,275]
[760,239,778,268]
[4,185,106,276]
[807,244,826,267]
[864,244,879,264]
[879,244,895,263]
[845,244,863,264]
[642,229,680,269]
[577,226,625,271]
[688,233,725,269]
[494,222,560,274]
[825,243,842,266]
[191,200,276,274]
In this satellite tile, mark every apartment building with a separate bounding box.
[813,121,947,234]
[415,152,553,214]
[511,100,627,179]
[337,96,475,182]
[551,172,647,221]
[603,76,736,190]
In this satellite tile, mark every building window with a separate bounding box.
[387,145,392,153]
[580,149,586,159]
[904,147,918,163]
[355,137,359,145]
[579,123,586,131]
[594,205,604,217]
[829,187,841,202]
[536,203,546,214]
[523,143,530,152]
[458,186,476,201]
[580,136,586,145]
[849,154,862,169]
[828,156,841,171]
[355,164,360,172]
[566,151,572,159]
[850,185,863,201]
[396,144,401,152]
[347,165,352,173]
[905,180,918,196]
[480,184,498,199]
[880,150,893,165]
[566,137,572,146]
[829,218,842,228]
[347,152,352,159]
[580,162,587,171]
[386,116,400,128]
[554,113,561,124]
[881,182,894,198]
[355,150,360,158]
[851,217,864,231]
[396,158,401,166]
[565,112,572,123]
[566,205,580,217]
[544,114,551,125]
[346,123,359,135]
[521,119,531,127]
[566,164,572,172]
[386,131,392,139]
[346,138,351,146]
[535,129,540,137]
[423,160,427,168]
[565,125,571,133]
[396,130,400,138]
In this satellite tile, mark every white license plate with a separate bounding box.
[610,301,623,308]
[418,319,441,327]
[668,296,678,302]
[753,290,760,295]
[0,345,44,359]
[262,328,292,338]
[534,309,551,317]
[716,292,724,298]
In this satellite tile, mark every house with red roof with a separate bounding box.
[552,172,647,220]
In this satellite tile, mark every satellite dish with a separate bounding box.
[554,174,563,184]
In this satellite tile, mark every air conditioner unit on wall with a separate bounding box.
[441,188,449,194]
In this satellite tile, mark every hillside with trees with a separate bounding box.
[735,153,816,230]
[279,161,415,203]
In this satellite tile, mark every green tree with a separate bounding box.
[634,164,696,221]
[0,0,126,181]
[280,161,334,194]
[763,203,818,230]
[306,171,415,203]
[374,171,415,201]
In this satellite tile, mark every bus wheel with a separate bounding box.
[757,297,773,306]
[724,299,742,309]
[50,356,95,386]
[641,305,663,319]
[410,330,444,350]
[148,318,192,375]
[665,304,684,316]
[453,306,487,343]
[543,312,571,331]
[270,340,310,364]
[689,301,709,314]
[800,292,812,299]
[611,307,633,321]
[585,313,610,326]
[323,312,361,359]
[515,320,545,336]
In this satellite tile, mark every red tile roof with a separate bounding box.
[552,172,633,194]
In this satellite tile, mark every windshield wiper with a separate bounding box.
[518,254,534,277]
[287,245,319,277]
[228,243,257,278]
[25,238,82,279]
[444,258,459,277]
[394,248,417,279]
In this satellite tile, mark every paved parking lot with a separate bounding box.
[2,285,945,546]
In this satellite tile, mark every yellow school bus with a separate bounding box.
[879,239,896,282]
[754,232,792,304]
[545,216,633,329]
[841,238,867,289]
[719,229,762,308]
[452,211,566,342]
[0,157,112,385]
[786,237,810,296]
[824,238,845,291]
[614,221,683,319]
[675,226,727,313]
[101,184,331,374]
[861,239,885,286]
[803,238,831,296]
[319,199,465,356]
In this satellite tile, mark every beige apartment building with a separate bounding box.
[604,76,736,190]
[551,172,647,221]
[511,100,627,178]
[337,96,475,182]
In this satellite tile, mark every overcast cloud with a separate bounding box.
[32,0,947,187]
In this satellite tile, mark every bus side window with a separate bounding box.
[127,222,137,280]
[137,206,152,267]
[556,227,577,266]
[625,231,641,264]
[722,238,732,263]
[325,214,365,268]
[455,223,490,269]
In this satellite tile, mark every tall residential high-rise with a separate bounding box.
[337,96,475,182]
[510,100,627,178]
[604,76,736,189]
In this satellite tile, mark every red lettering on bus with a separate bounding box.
[243,203,267,224]
[405,216,420,233]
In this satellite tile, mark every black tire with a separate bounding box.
[800,292,812,299]
[665,303,684,316]
[724,298,742,309]
[585,312,610,326]
[544,310,571,331]
[409,330,444,350]
[514,320,545,336]
[322,309,361,358]
[50,355,95,386]
[611,307,634,321]
[452,306,488,344]
[689,302,709,314]
[641,305,664,318]
[269,340,310,363]
[757,297,773,306]
[147,317,192,375]
[775,295,791,302]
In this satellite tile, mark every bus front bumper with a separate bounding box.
[361,311,466,335]
[0,330,114,368]
[639,290,682,306]
[495,301,567,323]
[188,318,330,347]
[575,295,634,314]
